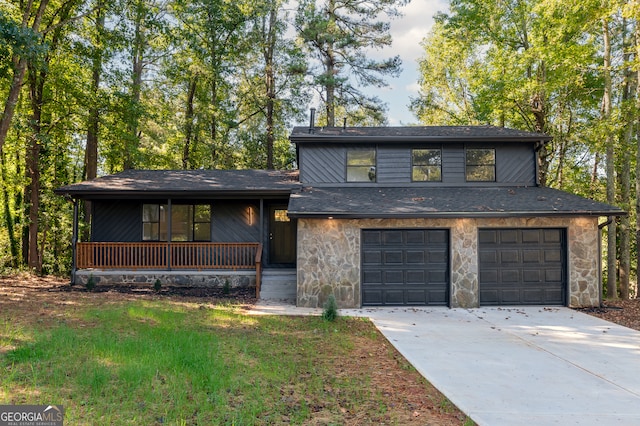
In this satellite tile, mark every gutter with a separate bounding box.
[287,210,627,220]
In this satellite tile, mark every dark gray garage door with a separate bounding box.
[361,229,449,306]
[479,228,566,306]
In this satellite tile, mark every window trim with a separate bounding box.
[465,148,496,182]
[346,148,377,182]
[142,203,211,242]
[411,148,442,182]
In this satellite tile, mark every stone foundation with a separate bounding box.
[297,216,601,309]
[74,270,256,289]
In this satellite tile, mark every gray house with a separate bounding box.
[56,126,625,309]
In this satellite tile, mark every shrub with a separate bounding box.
[322,294,338,322]
[153,279,162,293]
[222,280,231,295]
[86,275,96,291]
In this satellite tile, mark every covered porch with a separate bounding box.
[56,169,300,296]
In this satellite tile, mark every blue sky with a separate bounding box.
[365,0,449,125]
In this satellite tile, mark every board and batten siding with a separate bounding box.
[299,142,537,186]
[211,202,261,242]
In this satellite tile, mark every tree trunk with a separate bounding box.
[182,76,198,170]
[0,151,19,267]
[0,0,49,153]
[264,3,278,169]
[603,17,617,299]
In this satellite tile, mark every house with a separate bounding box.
[56,125,625,309]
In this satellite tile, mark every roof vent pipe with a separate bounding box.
[343,117,347,130]
[309,108,316,134]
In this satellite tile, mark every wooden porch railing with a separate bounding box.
[76,242,263,294]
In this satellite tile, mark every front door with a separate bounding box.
[269,205,296,265]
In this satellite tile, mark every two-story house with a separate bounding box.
[56,125,625,309]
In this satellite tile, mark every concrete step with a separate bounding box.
[260,269,296,301]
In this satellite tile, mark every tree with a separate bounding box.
[295,0,406,126]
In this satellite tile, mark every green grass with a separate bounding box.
[0,301,391,425]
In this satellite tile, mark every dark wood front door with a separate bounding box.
[269,206,296,265]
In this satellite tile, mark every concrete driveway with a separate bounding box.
[340,306,640,425]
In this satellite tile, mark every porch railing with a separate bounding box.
[76,242,263,295]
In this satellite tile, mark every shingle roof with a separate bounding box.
[290,125,552,143]
[287,186,625,218]
[55,169,300,199]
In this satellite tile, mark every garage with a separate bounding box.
[361,229,449,306]
[479,228,566,306]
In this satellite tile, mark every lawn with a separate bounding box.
[0,276,471,425]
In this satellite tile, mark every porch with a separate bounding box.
[74,242,264,295]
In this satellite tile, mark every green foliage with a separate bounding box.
[222,279,230,295]
[85,275,96,291]
[322,294,338,322]
[153,279,162,292]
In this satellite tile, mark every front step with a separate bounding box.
[260,269,296,301]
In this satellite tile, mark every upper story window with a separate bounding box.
[347,148,376,182]
[412,149,442,182]
[466,148,496,182]
[142,203,211,241]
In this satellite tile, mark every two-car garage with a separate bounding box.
[361,228,567,307]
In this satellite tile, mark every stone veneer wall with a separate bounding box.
[296,216,601,309]
[74,270,256,289]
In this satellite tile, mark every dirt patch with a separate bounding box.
[0,274,469,424]
[576,298,640,331]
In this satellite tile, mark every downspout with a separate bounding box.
[598,217,614,308]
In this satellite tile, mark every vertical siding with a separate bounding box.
[92,200,142,242]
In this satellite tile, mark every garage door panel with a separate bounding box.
[500,251,520,263]
[501,270,519,282]
[362,229,449,306]
[406,230,426,244]
[480,228,566,306]
[383,231,403,244]
[406,250,425,264]
[362,250,382,264]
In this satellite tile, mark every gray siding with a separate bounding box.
[92,200,264,243]
[298,142,537,186]
[300,145,344,183]
[495,144,536,185]
[377,147,410,183]
[92,200,141,242]
[212,202,260,242]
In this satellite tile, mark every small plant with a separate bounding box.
[222,279,231,295]
[322,294,338,322]
[153,279,162,293]
[85,275,96,291]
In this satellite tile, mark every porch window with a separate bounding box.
[142,203,211,241]
[412,149,442,181]
[347,149,376,182]
[466,148,496,182]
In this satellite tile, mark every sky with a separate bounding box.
[369,0,449,125]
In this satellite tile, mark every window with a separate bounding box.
[347,149,376,182]
[142,204,211,241]
[412,149,442,181]
[274,209,290,222]
[466,148,496,182]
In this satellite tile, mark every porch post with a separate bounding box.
[71,198,78,285]
[167,199,172,270]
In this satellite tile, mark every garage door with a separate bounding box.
[479,228,566,306]
[361,229,449,306]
